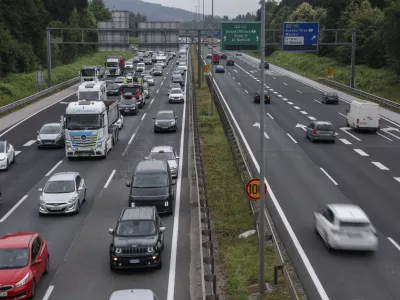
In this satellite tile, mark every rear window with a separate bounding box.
[339,221,370,228]
[316,124,334,131]
[132,171,168,188]
[327,92,338,97]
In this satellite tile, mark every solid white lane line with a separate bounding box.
[294,106,300,109]
[42,285,55,300]
[339,139,352,145]
[245,90,248,93]
[394,177,400,183]
[300,111,308,115]
[23,140,36,146]
[283,82,288,85]
[320,168,338,185]
[141,113,146,121]
[296,90,302,93]
[372,162,389,170]
[267,113,274,119]
[308,116,316,120]
[377,132,393,141]
[15,151,22,155]
[388,237,400,252]
[0,195,28,223]
[338,112,346,117]
[128,133,136,145]
[45,160,63,177]
[314,99,322,104]
[288,102,294,105]
[104,170,116,188]
[354,149,369,156]
[287,133,297,144]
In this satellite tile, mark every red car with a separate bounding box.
[0,232,49,299]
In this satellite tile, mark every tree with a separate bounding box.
[383,0,400,76]
[89,0,111,22]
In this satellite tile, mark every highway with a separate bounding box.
[203,46,400,300]
[0,54,190,300]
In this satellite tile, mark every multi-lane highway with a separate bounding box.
[0,53,190,300]
[203,46,400,300]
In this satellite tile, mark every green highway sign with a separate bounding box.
[220,22,262,52]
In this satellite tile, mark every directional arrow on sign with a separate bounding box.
[253,122,270,139]
[381,127,400,139]
[256,36,259,41]
[295,123,307,131]
[223,36,226,41]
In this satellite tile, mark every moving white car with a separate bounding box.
[314,203,378,251]
[145,146,179,178]
[136,63,145,72]
[168,88,184,103]
[345,100,380,132]
[0,141,16,170]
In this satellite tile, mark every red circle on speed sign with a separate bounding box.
[245,178,267,200]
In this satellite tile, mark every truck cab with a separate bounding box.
[212,53,220,64]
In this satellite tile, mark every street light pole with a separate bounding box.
[210,0,214,115]
[258,0,266,295]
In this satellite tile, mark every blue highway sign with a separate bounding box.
[282,22,319,52]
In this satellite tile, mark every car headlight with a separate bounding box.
[37,136,41,142]
[0,157,5,161]
[39,195,44,204]
[115,248,122,254]
[67,196,77,204]
[147,247,154,253]
[15,272,29,287]
[155,121,159,125]
[170,121,175,125]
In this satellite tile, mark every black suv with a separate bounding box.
[109,207,165,270]
[126,159,175,214]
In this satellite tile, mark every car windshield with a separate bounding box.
[173,76,182,80]
[149,152,175,160]
[114,79,123,83]
[78,91,99,101]
[0,142,4,153]
[116,220,156,237]
[171,90,182,94]
[132,172,168,188]
[316,124,334,131]
[327,92,338,97]
[121,99,136,105]
[40,125,61,134]
[108,84,118,89]
[121,87,140,94]
[157,112,174,120]
[44,180,75,193]
[173,71,181,74]
[144,76,153,80]
[0,248,29,269]
[66,114,101,130]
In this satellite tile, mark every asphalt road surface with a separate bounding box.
[0,53,190,300]
[203,46,400,300]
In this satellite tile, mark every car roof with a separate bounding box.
[42,123,61,127]
[120,207,156,221]
[0,232,36,248]
[328,204,370,222]
[110,289,155,299]
[157,110,174,115]
[135,159,168,173]
[151,146,173,153]
[314,121,333,126]
[49,172,78,181]
[171,88,182,91]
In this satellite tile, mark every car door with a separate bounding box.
[320,207,335,239]
[30,238,42,282]
[35,237,46,278]
[75,175,83,201]
[306,123,314,137]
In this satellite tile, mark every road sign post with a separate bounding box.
[282,22,319,52]
[204,64,210,75]
[245,179,267,200]
[328,68,334,78]
[220,22,262,52]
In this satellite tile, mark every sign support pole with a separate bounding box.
[198,29,201,89]
[210,0,214,115]
[259,0,266,295]
[350,30,356,88]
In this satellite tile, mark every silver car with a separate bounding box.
[145,146,179,178]
[38,172,87,214]
[0,141,16,170]
[109,289,159,300]
[144,75,155,86]
[37,123,65,148]
[306,121,336,143]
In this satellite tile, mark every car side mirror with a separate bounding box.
[108,228,114,235]
[34,259,42,265]
[126,181,131,187]
[175,117,178,120]
[176,156,179,160]
[160,227,166,233]
[78,187,83,191]
[38,188,43,192]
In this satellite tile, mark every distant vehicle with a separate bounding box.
[259,61,270,69]
[125,62,134,69]
[314,204,378,251]
[0,232,49,299]
[136,63,145,72]
[215,65,225,73]
[113,77,125,87]
[157,61,166,68]
[0,141,15,170]
[119,96,138,115]
[140,71,151,78]
[106,56,124,76]
[306,121,336,143]
[321,92,339,104]
[172,70,182,78]
[108,207,165,270]
[77,81,107,101]
[38,172,86,214]
[133,57,140,63]
[172,75,184,86]
[142,83,150,99]
[169,88,184,103]
[212,53,220,64]
[176,66,186,75]
[153,67,163,76]
[253,91,270,104]
[126,160,175,213]
[79,65,105,82]
[120,83,145,109]
[226,59,235,66]
[143,75,155,86]
[37,123,65,149]
[144,58,152,65]
[145,146,179,178]
[206,53,212,59]
[220,54,227,59]
[168,83,181,95]
[153,110,178,133]
[235,53,242,56]
[109,289,160,300]
[345,100,380,132]
[107,83,120,96]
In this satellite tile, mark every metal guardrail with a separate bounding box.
[0,77,80,115]
[197,53,299,299]
[318,79,400,112]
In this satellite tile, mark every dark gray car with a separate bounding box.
[107,83,120,96]
[321,92,339,104]
[172,75,184,86]
[306,121,336,143]
[153,110,178,133]
[37,123,65,148]
[119,96,138,115]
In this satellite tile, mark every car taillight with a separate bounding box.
[379,119,381,125]
[332,130,335,135]
[357,119,359,125]
[121,93,124,97]
[313,129,317,135]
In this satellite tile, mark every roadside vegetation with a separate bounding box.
[0,51,131,106]
[191,47,291,299]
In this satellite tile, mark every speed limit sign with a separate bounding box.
[245,178,267,200]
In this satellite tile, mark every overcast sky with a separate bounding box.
[144,0,260,18]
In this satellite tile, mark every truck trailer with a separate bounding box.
[63,99,121,158]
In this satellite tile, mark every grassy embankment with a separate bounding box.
[191,46,292,299]
[251,51,400,102]
[0,51,132,106]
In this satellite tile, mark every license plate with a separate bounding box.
[0,292,7,297]
[129,259,140,263]
[125,109,130,112]
[50,206,63,211]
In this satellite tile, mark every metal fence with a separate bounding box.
[196,54,299,299]
[0,77,79,115]
[317,78,400,112]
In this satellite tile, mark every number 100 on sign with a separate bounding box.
[245,178,267,200]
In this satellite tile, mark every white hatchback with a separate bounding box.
[314,203,378,251]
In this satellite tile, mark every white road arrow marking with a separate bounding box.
[296,123,307,131]
[381,127,400,140]
[340,127,361,141]
[253,122,270,139]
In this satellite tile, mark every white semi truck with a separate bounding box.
[63,99,121,158]
[79,66,105,82]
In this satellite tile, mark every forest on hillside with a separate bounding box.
[0,0,146,77]
[255,0,400,75]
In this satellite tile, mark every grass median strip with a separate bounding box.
[0,51,132,106]
[191,47,291,299]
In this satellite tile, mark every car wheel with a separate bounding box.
[5,159,8,171]
[30,280,36,299]
[11,152,15,164]
[156,256,162,269]
[44,256,50,275]
[83,189,87,202]
[331,139,336,143]
[169,99,172,104]
[76,200,81,214]
[335,101,339,105]
[324,232,332,250]
[110,261,116,271]
[322,99,325,104]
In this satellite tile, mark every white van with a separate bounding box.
[346,100,380,132]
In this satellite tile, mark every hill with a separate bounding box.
[103,0,198,21]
